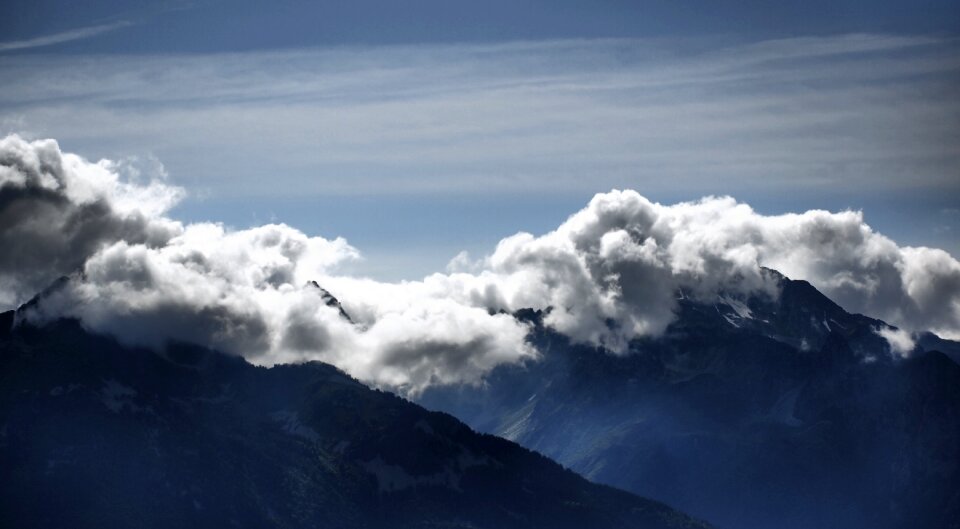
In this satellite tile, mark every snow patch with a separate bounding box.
[414,419,434,436]
[100,379,141,413]
[270,410,320,441]
[768,388,802,427]
[499,397,536,441]
[722,314,741,328]
[362,457,460,493]
[719,295,753,320]
[194,384,232,404]
[50,383,82,397]
[361,449,491,493]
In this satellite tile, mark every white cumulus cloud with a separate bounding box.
[454,190,960,345]
[4,136,960,392]
[4,136,536,394]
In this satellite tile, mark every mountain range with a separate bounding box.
[0,305,708,529]
[2,268,958,528]
[418,269,960,529]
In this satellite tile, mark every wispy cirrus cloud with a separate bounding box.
[1,34,957,199]
[0,21,133,52]
[3,33,958,280]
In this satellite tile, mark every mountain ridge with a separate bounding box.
[0,307,710,529]
[419,270,960,529]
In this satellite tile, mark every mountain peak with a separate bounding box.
[306,280,353,323]
[673,268,897,360]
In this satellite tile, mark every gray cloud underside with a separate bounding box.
[0,135,181,307]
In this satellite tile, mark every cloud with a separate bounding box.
[382,191,960,350]
[1,34,956,199]
[454,190,960,345]
[876,326,916,358]
[26,226,533,393]
[0,21,133,52]
[4,136,535,393]
[0,135,182,308]
[6,137,960,393]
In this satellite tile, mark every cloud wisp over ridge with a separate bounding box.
[3,136,959,391]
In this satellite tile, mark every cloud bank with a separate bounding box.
[3,136,959,392]
[421,190,960,348]
[2,135,534,393]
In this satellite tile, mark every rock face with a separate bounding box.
[0,313,709,529]
[419,270,960,529]
[307,280,354,323]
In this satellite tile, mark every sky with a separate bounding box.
[1,0,958,282]
[2,0,960,391]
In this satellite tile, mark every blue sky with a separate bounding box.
[1,0,958,280]
[4,0,959,50]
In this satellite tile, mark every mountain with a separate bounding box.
[418,269,960,529]
[0,310,710,529]
[308,280,354,323]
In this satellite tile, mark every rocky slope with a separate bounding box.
[0,310,709,529]
[419,270,960,529]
